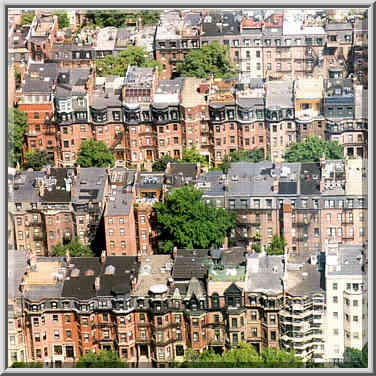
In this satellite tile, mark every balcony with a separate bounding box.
[30,219,42,226]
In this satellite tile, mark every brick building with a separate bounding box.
[8,166,108,256]
[104,169,137,256]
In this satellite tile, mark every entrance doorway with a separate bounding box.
[140,344,148,357]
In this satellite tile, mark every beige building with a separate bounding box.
[325,242,367,363]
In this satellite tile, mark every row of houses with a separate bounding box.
[8,240,367,367]
[16,62,367,168]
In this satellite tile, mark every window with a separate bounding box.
[66,330,72,339]
[332,283,338,290]
[333,312,338,318]
[353,300,358,307]
[333,296,338,303]
[193,332,199,342]
[271,331,276,341]
[65,315,71,323]
[34,112,39,119]
[53,314,58,322]
[333,329,339,335]
[54,330,60,339]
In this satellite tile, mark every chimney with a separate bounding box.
[137,253,142,263]
[320,153,326,168]
[173,246,178,259]
[131,277,137,292]
[29,251,37,271]
[100,250,106,264]
[168,277,174,290]
[247,241,253,256]
[273,177,279,193]
[223,236,229,249]
[39,181,45,197]
[65,249,71,266]
[320,179,325,192]
[94,277,100,291]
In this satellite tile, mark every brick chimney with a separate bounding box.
[95,277,100,291]
[247,241,253,256]
[282,203,293,252]
[131,277,137,292]
[66,249,71,266]
[273,177,279,193]
[223,236,229,249]
[168,277,174,290]
[320,153,326,168]
[29,251,37,271]
[100,250,106,264]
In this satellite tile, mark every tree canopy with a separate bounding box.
[8,107,28,167]
[55,11,70,29]
[219,148,266,173]
[51,237,94,257]
[180,343,303,368]
[21,11,35,25]
[77,139,114,168]
[181,147,208,167]
[11,361,43,368]
[284,136,344,163]
[75,350,128,368]
[154,186,235,253]
[23,150,53,171]
[342,345,368,368]
[95,46,161,77]
[85,10,160,28]
[265,235,286,255]
[176,41,235,79]
[152,154,178,171]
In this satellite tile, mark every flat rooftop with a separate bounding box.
[134,255,173,296]
[180,78,206,107]
[245,254,284,294]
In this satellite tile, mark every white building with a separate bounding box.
[325,242,367,364]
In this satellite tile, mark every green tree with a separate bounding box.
[23,150,53,171]
[8,107,28,167]
[181,147,208,167]
[154,186,235,253]
[85,10,160,28]
[260,347,303,368]
[265,235,286,255]
[51,237,94,257]
[21,11,35,25]
[152,154,178,171]
[77,139,114,168]
[219,148,265,172]
[75,350,128,368]
[284,136,344,163]
[95,46,161,77]
[362,343,368,368]
[55,11,70,29]
[342,346,368,368]
[11,361,44,368]
[176,41,235,79]
[178,343,303,368]
[138,10,161,25]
